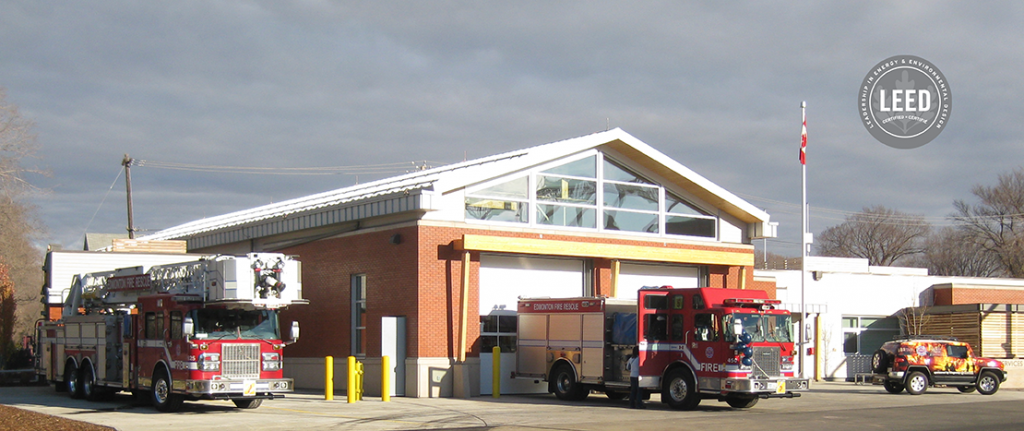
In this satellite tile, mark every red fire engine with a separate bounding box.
[515,286,809,409]
[36,253,306,412]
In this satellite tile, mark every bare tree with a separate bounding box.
[0,87,45,342]
[916,226,1001,277]
[0,260,15,366]
[815,205,930,266]
[953,168,1024,278]
[898,301,931,337]
[754,249,802,270]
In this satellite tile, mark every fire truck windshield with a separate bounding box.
[723,313,792,343]
[188,309,281,340]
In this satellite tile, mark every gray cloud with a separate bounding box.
[3,1,1023,256]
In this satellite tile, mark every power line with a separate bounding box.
[735,191,1024,226]
[126,158,1021,227]
[80,166,124,241]
[135,159,450,176]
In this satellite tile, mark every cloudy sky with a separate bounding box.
[3,1,1023,257]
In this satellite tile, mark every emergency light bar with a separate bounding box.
[724,298,781,309]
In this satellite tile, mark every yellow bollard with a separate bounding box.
[382,355,391,402]
[325,356,334,401]
[347,356,357,403]
[356,361,364,401]
[492,346,500,398]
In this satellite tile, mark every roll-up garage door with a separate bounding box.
[479,254,586,394]
[479,254,586,314]
[615,262,700,299]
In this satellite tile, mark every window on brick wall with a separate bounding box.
[352,274,367,357]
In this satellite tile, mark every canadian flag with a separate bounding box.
[799,114,807,165]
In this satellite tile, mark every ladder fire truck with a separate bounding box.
[514,286,810,409]
[36,253,306,412]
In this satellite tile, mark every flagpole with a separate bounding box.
[799,101,807,379]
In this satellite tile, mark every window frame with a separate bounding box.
[464,175,530,224]
[170,311,183,340]
[842,315,900,355]
[145,312,164,340]
[479,311,518,354]
[462,150,720,240]
[351,274,367,357]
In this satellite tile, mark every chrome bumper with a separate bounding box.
[185,378,293,396]
[723,377,810,394]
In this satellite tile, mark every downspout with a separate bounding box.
[459,251,470,363]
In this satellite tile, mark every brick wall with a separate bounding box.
[280,222,754,362]
[417,225,756,357]
[934,287,1024,306]
[279,225,420,359]
[748,278,777,298]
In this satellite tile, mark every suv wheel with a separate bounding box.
[905,371,928,395]
[871,350,890,373]
[977,371,1000,395]
[883,380,904,394]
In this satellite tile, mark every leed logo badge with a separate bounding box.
[858,55,952,149]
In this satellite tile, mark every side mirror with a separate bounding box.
[183,317,194,339]
[733,321,743,339]
[290,321,300,342]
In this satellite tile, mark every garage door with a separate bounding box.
[479,254,586,314]
[479,254,586,395]
[615,262,700,299]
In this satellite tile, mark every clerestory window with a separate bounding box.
[464,151,718,239]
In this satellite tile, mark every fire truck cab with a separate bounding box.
[515,286,809,409]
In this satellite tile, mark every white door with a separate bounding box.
[479,254,586,395]
[381,316,406,396]
[615,262,700,299]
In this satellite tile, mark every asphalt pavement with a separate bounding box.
[3,381,1024,430]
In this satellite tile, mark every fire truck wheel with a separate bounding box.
[66,362,83,399]
[977,371,1000,395]
[551,364,586,401]
[883,380,905,394]
[151,369,184,412]
[904,371,928,395]
[605,391,627,400]
[232,399,264,409]
[725,395,758,409]
[662,368,700,410]
[80,364,100,401]
[871,350,890,374]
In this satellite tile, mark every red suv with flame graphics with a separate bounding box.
[871,336,1006,395]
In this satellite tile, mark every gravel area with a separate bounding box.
[0,404,114,431]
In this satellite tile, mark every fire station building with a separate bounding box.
[142,128,777,397]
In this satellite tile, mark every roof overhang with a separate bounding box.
[453,234,753,267]
[438,128,770,225]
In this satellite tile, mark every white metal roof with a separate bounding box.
[143,128,769,245]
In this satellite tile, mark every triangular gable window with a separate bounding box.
[464,152,718,239]
[541,155,596,178]
[603,158,654,185]
[473,176,528,200]
[465,176,528,223]
[666,192,708,217]
[665,192,716,238]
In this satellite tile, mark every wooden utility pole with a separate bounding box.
[122,154,135,239]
